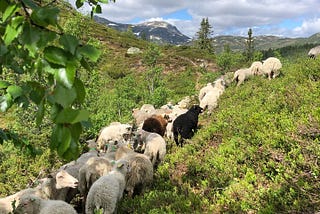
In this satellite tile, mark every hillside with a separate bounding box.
[1,1,320,213]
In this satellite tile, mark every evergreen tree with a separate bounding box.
[196,17,214,53]
[246,28,254,61]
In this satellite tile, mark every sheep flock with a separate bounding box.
[1,56,285,214]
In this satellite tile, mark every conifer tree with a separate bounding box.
[246,28,254,61]
[196,17,214,53]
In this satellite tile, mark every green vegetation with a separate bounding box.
[1,1,319,213]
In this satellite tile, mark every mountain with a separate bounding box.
[94,16,320,52]
[94,16,191,45]
[213,33,320,53]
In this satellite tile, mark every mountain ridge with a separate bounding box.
[94,16,320,53]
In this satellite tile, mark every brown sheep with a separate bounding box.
[142,115,168,137]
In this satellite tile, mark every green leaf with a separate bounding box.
[98,0,109,3]
[59,34,79,55]
[21,0,38,10]
[36,99,45,126]
[69,122,83,140]
[56,108,89,124]
[75,0,85,8]
[94,5,102,14]
[0,81,10,89]
[57,126,72,157]
[74,78,86,103]
[31,7,59,27]
[28,81,45,105]
[3,16,24,45]
[0,94,13,112]
[37,31,57,49]
[2,4,19,22]
[80,58,91,71]
[44,46,69,66]
[21,23,40,57]
[7,85,23,99]
[61,138,80,161]
[0,45,8,56]
[55,66,75,89]
[0,1,9,14]
[78,45,101,62]
[52,83,77,108]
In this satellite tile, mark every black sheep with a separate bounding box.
[172,105,203,147]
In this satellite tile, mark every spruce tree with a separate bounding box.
[196,17,214,53]
[246,28,254,61]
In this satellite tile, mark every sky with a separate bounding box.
[73,0,320,39]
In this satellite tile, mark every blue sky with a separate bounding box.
[73,0,320,38]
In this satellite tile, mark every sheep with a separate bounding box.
[115,147,153,198]
[96,122,133,152]
[250,61,263,75]
[308,45,320,59]
[142,114,168,137]
[134,129,166,169]
[85,160,129,214]
[232,68,254,86]
[199,89,220,114]
[55,149,98,202]
[199,83,214,101]
[140,104,155,113]
[0,170,78,214]
[14,195,77,214]
[260,57,282,79]
[78,157,113,203]
[172,105,203,147]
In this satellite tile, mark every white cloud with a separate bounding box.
[71,0,320,38]
[293,18,320,37]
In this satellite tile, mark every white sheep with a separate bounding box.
[0,170,78,214]
[134,129,166,169]
[199,83,214,101]
[249,61,263,75]
[232,68,253,86]
[308,45,320,59]
[85,160,129,214]
[115,146,154,198]
[96,123,133,152]
[199,78,226,114]
[260,57,282,79]
[14,194,77,214]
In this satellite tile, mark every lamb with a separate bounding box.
[96,122,133,152]
[142,114,168,137]
[260,57,282,79]
[115,147,153,198]
[14,195,77,214]
[134,129,166,169]
[0,170,78,214]
[172,105,203,147]
[85,160,129,214]
[308,45,320,59]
